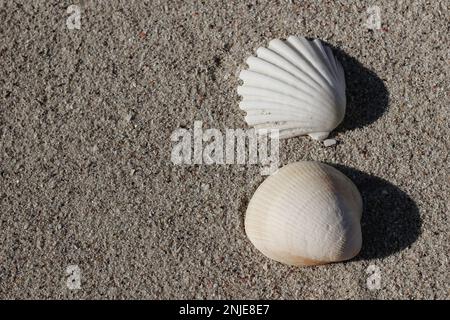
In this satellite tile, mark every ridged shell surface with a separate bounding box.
[245,161,362,266]
[238,36,346,140]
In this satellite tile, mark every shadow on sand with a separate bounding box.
[322,40,390,134]
[330,164,421,261]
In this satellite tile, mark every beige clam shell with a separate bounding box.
[245,161,363,266]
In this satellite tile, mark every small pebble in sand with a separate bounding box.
[323,139,337,147]
[124,113,133,122]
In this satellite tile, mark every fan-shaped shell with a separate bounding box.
[245,161,362,266]
[238,36,346,140]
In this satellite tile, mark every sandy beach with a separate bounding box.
[0,0,448,299]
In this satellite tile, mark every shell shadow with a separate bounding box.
[322,41,389,133]
[329,164,422,261]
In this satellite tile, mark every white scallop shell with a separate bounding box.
[238,36,346,140]
[245,161,362,266]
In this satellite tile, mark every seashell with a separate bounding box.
[238,36,346,140]
[245,161,362,266]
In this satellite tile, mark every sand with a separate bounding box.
[0,0,448,299]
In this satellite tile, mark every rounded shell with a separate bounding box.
[245,161,362,266]
[238,36,346,140]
